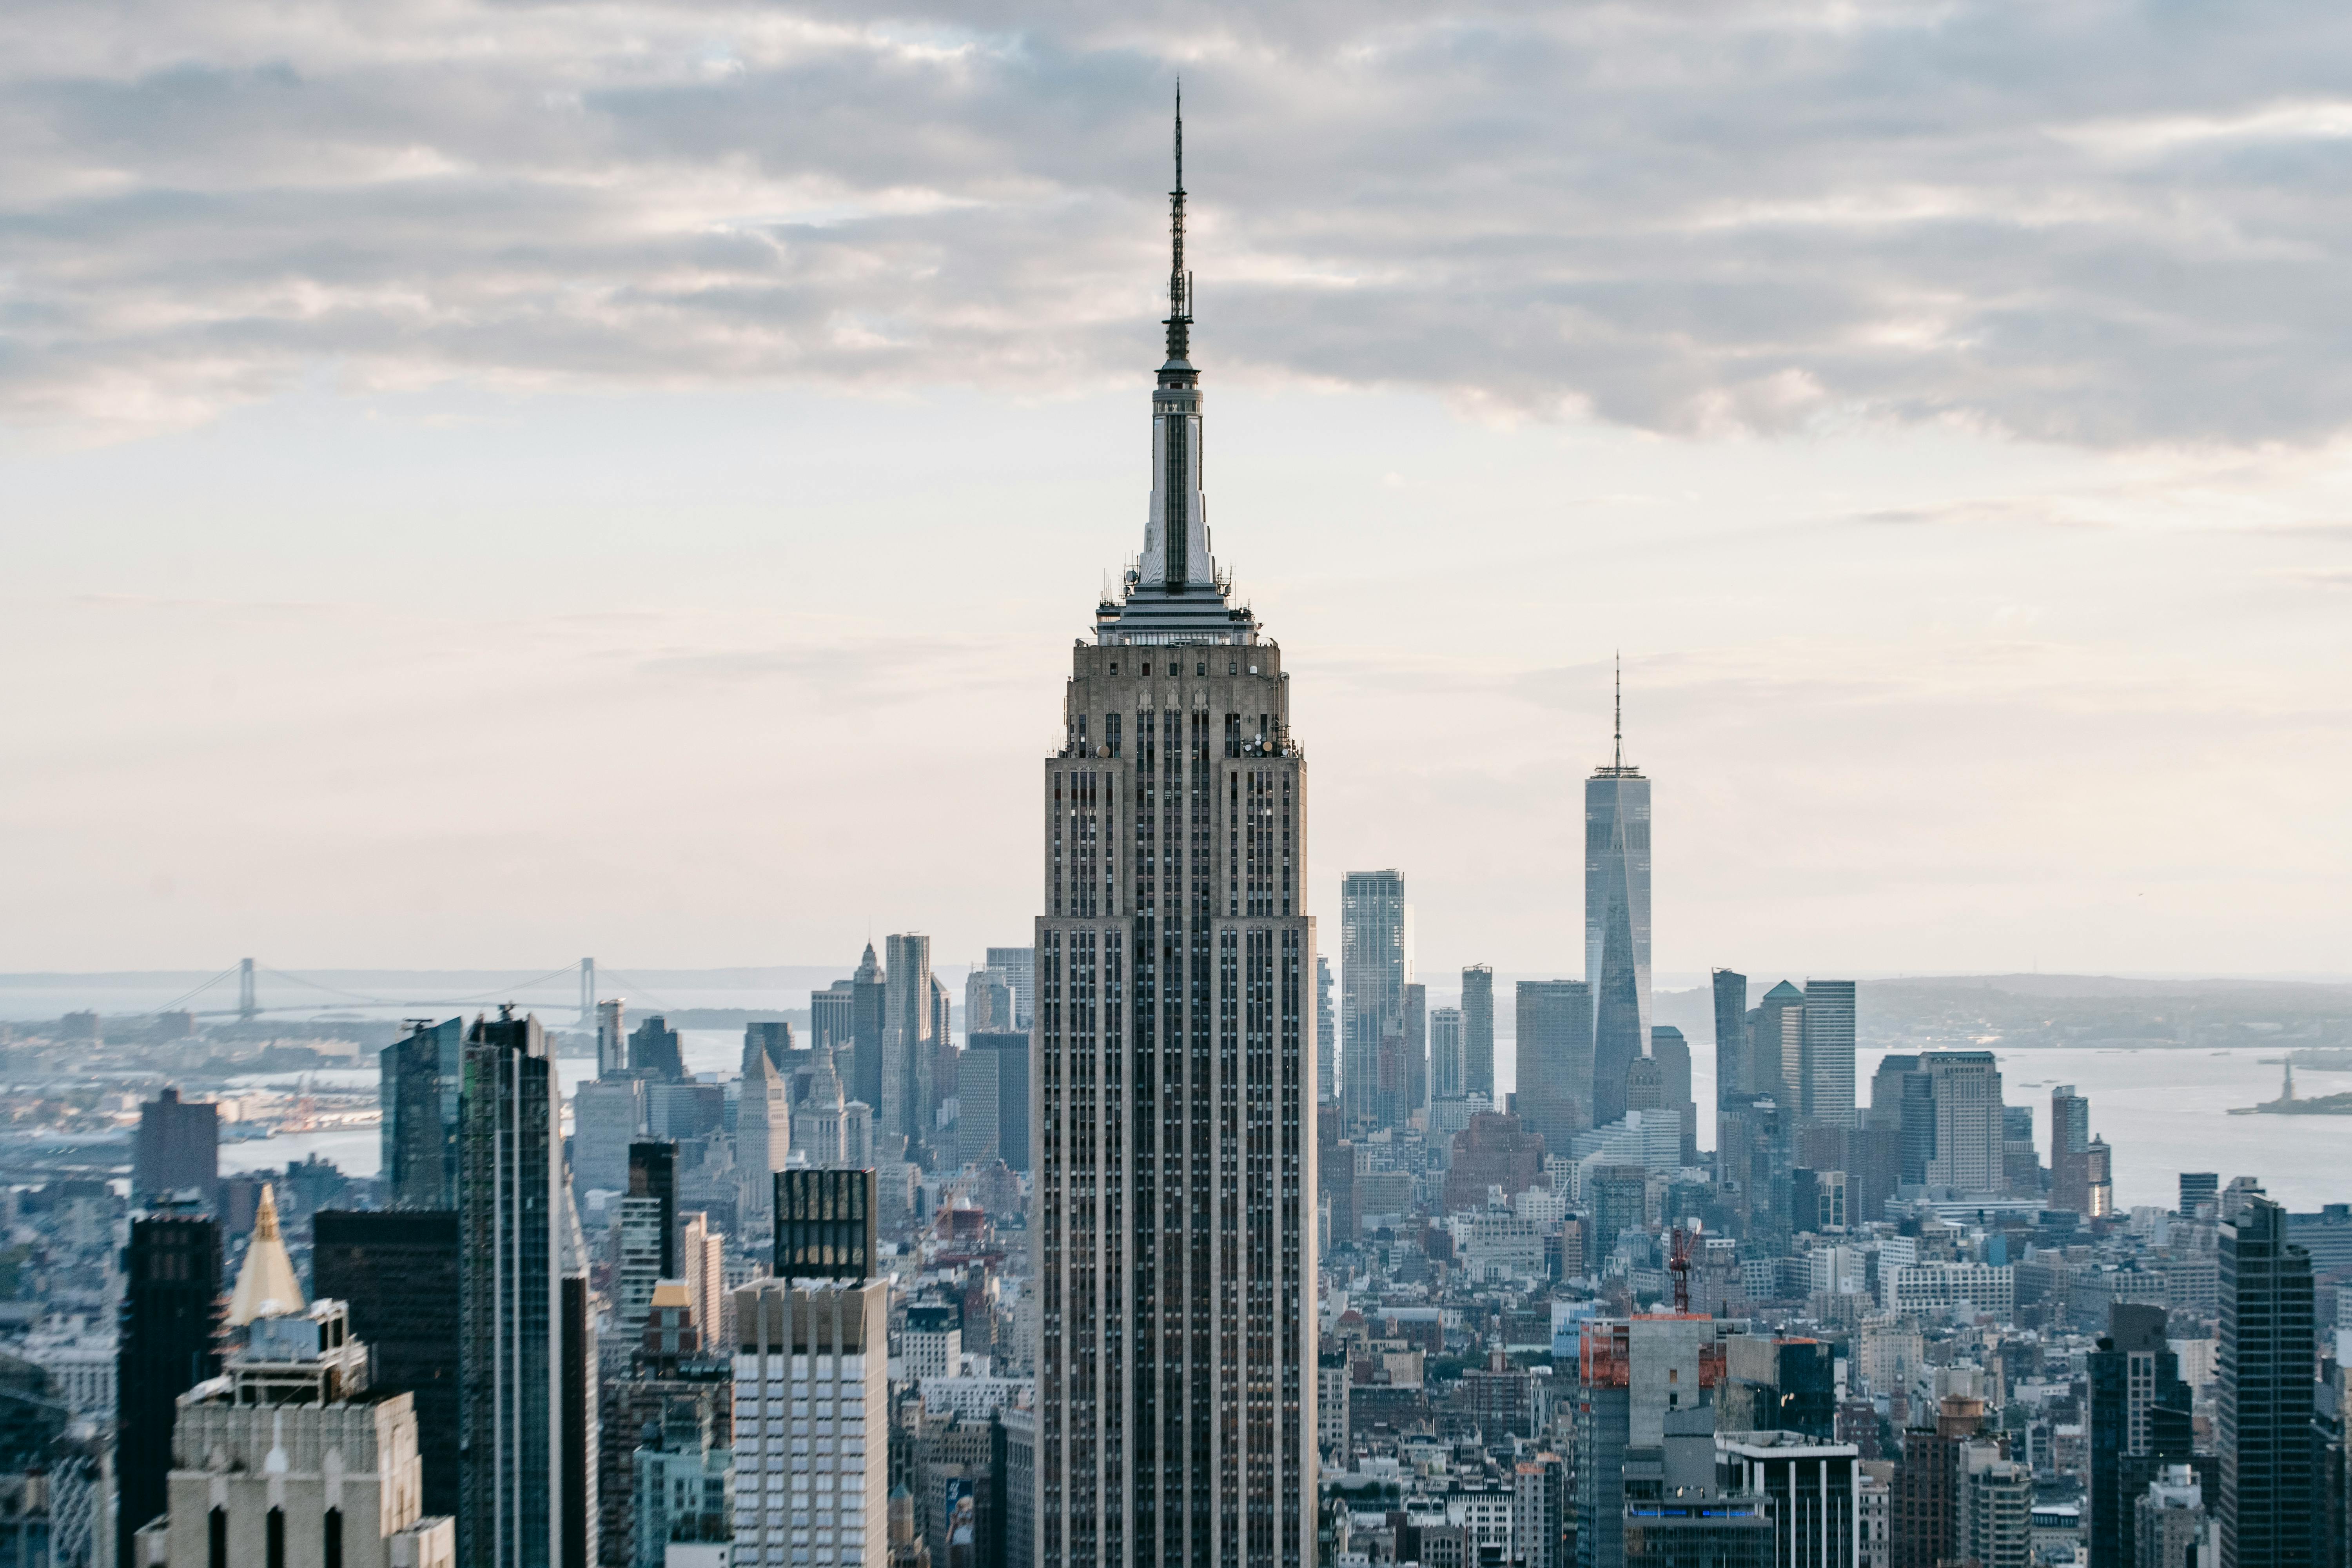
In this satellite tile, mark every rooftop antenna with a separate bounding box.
[1613,652,1623,772]
[1165,81,1191,362]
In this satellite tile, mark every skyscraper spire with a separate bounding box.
[1166,82,1192,365]
[1614,652,1623,771]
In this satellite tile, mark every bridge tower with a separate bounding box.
[237,958,258,1022]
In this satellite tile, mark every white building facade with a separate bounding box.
[730,1279,888,1568]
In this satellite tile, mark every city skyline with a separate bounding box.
[11,22,2350,1563]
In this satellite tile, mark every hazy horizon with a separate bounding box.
[7,2,2349,976]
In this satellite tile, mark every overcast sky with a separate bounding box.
[6,0,2351,980]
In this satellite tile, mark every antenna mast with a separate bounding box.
[1166,83,1191,361]
[1613,653,1623,772]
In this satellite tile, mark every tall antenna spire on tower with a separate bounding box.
[1165,82,1192,363]
[1614,652,1623,771]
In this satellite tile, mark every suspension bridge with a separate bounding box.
[149,957,667,1027]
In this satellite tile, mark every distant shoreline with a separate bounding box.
[2226,1093,2352,1116]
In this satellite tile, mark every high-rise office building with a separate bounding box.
[1800,980,1857,1128]
[1430,1006,1466,1102]
[615,1142,678,1347]
[629,1015,685,1082]
[745,1019,793,1076]
[882,932,933,1161]
[2052,1085,2094,1213]
[561,1274,597,1568]
[1711,969,1748,1096]
[314,1207,463,1521]
[966,967,1015,1035]
[678,1213,727,1354]
[1517,979,1595,1149]
[572,1076,645,1204]
[460,1008,589,1568]
[813,979,856,1055]
[133,1088,218,1203]
[383,1016,464,1209]
[1711,967,1752,1168]
[1754,982,1805,1105]
[731,1277,888,1567]
[2083,1138,2114,1219]
[2180,1172,2221,1218]
[1463,964,1495,1101]
[595,998,628,1077]
[929,971,954,1131]
[116,1212,222,1568]
[1341,869,1408,1133]
[851,944,888,1116]
[1715,1431,1860,1568]
[1867,1056,1934,1188]
[959,1031,1032,1172]
[2090,1304,2192,1568]
[2001,1105,2039,1192]
[1404,981,1428,1129]
[986,945,1037,1028]
[1033,120,1316,1568]
[2219,1195,2316,1568]
[738,1041,790,1240]
[1316,955,1337,1105]
[1922,1052,2004,1194]
[1586,676,1651,1132]
[1650,1026,1697,1165]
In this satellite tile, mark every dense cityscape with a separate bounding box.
[1,105,2348,1568]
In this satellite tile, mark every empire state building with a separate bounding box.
[1033,104,1318,1568]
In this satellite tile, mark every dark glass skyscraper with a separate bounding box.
[131,1087,217,1202]
[1711,969,1748,1100]
[850,942,887,1116]
[1515,980,1595,1150]
[382,1015,463,1208]
[1462,964,1495,1101]
[460,1007,578,1568]
[314,1206,463,1518]
[1033,107,1315,1568]
[774,1167,878,1284]
[1648,1025,1697,1165]
[1586,684,1650,1129]
[116,1212,222,1568]
[2220,1195,2316,1568]
[1868,1055,1936,1187]
[2090,1303,2192,1568]
[628,1015,685,1082]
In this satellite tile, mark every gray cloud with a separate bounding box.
[9,0,2352,442]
